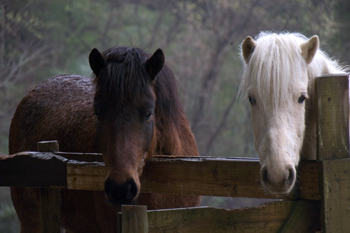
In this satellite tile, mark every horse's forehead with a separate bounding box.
[95,86,155,109]
[243,38,309,108]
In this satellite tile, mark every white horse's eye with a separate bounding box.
[298,93,308,104]
[248,95,256,105]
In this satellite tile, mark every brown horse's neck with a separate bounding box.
[153,112,199,157]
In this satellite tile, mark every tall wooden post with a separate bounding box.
[316,74,350,232]
[37,140,62,233]
[117,205,148,233]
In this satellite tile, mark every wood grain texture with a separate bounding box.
[118,205,148,233]
[297,160,320,200]
[1,153,320,200]
[37,140,59,152]
[316,75,350,233]
[40,188,61,233]
[277,201,320,233]
[146,201,293,233]
[316,75,349,160]
[55,151,103,162]
[320,159,350,233]
[141,157,319,200]
[37,141,61,233]
[66,160,105,190]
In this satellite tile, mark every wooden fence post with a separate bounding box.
[37,140,62,233]
[117,205,148,233]
[316,74,350,233]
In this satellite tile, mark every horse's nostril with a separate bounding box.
[126,179,138,200]
[104,178,138,206]
[286,168,295,186]
[261,167,270,185]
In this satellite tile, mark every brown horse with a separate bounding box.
[9,47,201,232]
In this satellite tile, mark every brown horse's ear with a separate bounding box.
[89,48,107,76]
[145,48,164,82]
[241,36,257,64]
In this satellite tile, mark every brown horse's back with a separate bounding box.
[9,74,97,154]
[10,74,200,232]
[9,75,111,232]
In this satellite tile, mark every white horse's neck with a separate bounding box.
[301,92,317,160]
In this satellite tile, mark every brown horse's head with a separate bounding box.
[89,47,164,206]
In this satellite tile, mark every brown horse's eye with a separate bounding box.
[298,93,308,104]
[145,112,153,121]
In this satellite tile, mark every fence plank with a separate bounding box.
[316,74,350,233]
[37,140,59,153]
[316,75,349,160]
[0,151,67,187]
[118,205,148,233]
[320,158,350,233]
[40,188,61,233]
[37,141,62,233]
[141,157,319,200]
[66,160,105,190]
[277,201,320,233]
[146,201,293,233]
[1,153,320,200]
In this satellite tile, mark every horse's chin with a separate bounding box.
[261,181,295,196]
[106,195,137,207]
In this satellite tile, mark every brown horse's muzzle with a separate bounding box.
[104,177,138,206]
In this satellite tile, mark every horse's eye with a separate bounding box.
[248,95,256,105]
[298,93,308,104]
[145,111,153,121]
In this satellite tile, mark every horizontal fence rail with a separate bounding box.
[0,151,320,200]
[117,201,320,233]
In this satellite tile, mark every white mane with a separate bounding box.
[239,32,347,108]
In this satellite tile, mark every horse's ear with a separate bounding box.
[89,48,107,76]
[300,35,319,64]
[241,36,257,64]
[145,48,164,82]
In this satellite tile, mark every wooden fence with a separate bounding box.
[0,74,349,232]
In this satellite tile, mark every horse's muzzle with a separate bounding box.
[104,177,138,206]
[260,165,296,195]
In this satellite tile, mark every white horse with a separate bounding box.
[239,32,348,195]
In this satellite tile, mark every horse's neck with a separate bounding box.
[155,113,199,156]
[300,96,317,160]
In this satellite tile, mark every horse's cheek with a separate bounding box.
[250,106,266,151]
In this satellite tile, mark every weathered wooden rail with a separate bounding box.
[0,151,319,200]
[0,74,349,232]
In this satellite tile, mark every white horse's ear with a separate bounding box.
[300,35,319,64]
[242,36,257,64]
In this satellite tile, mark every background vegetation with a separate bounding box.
[1,0,349,231]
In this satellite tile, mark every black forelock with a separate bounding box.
[93,46,184,131]
[94,47,151,106]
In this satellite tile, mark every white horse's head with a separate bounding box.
[239,32,320,195]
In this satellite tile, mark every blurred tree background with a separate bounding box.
[1,0,349,231]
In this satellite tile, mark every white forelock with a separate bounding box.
[239,32,346,108]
